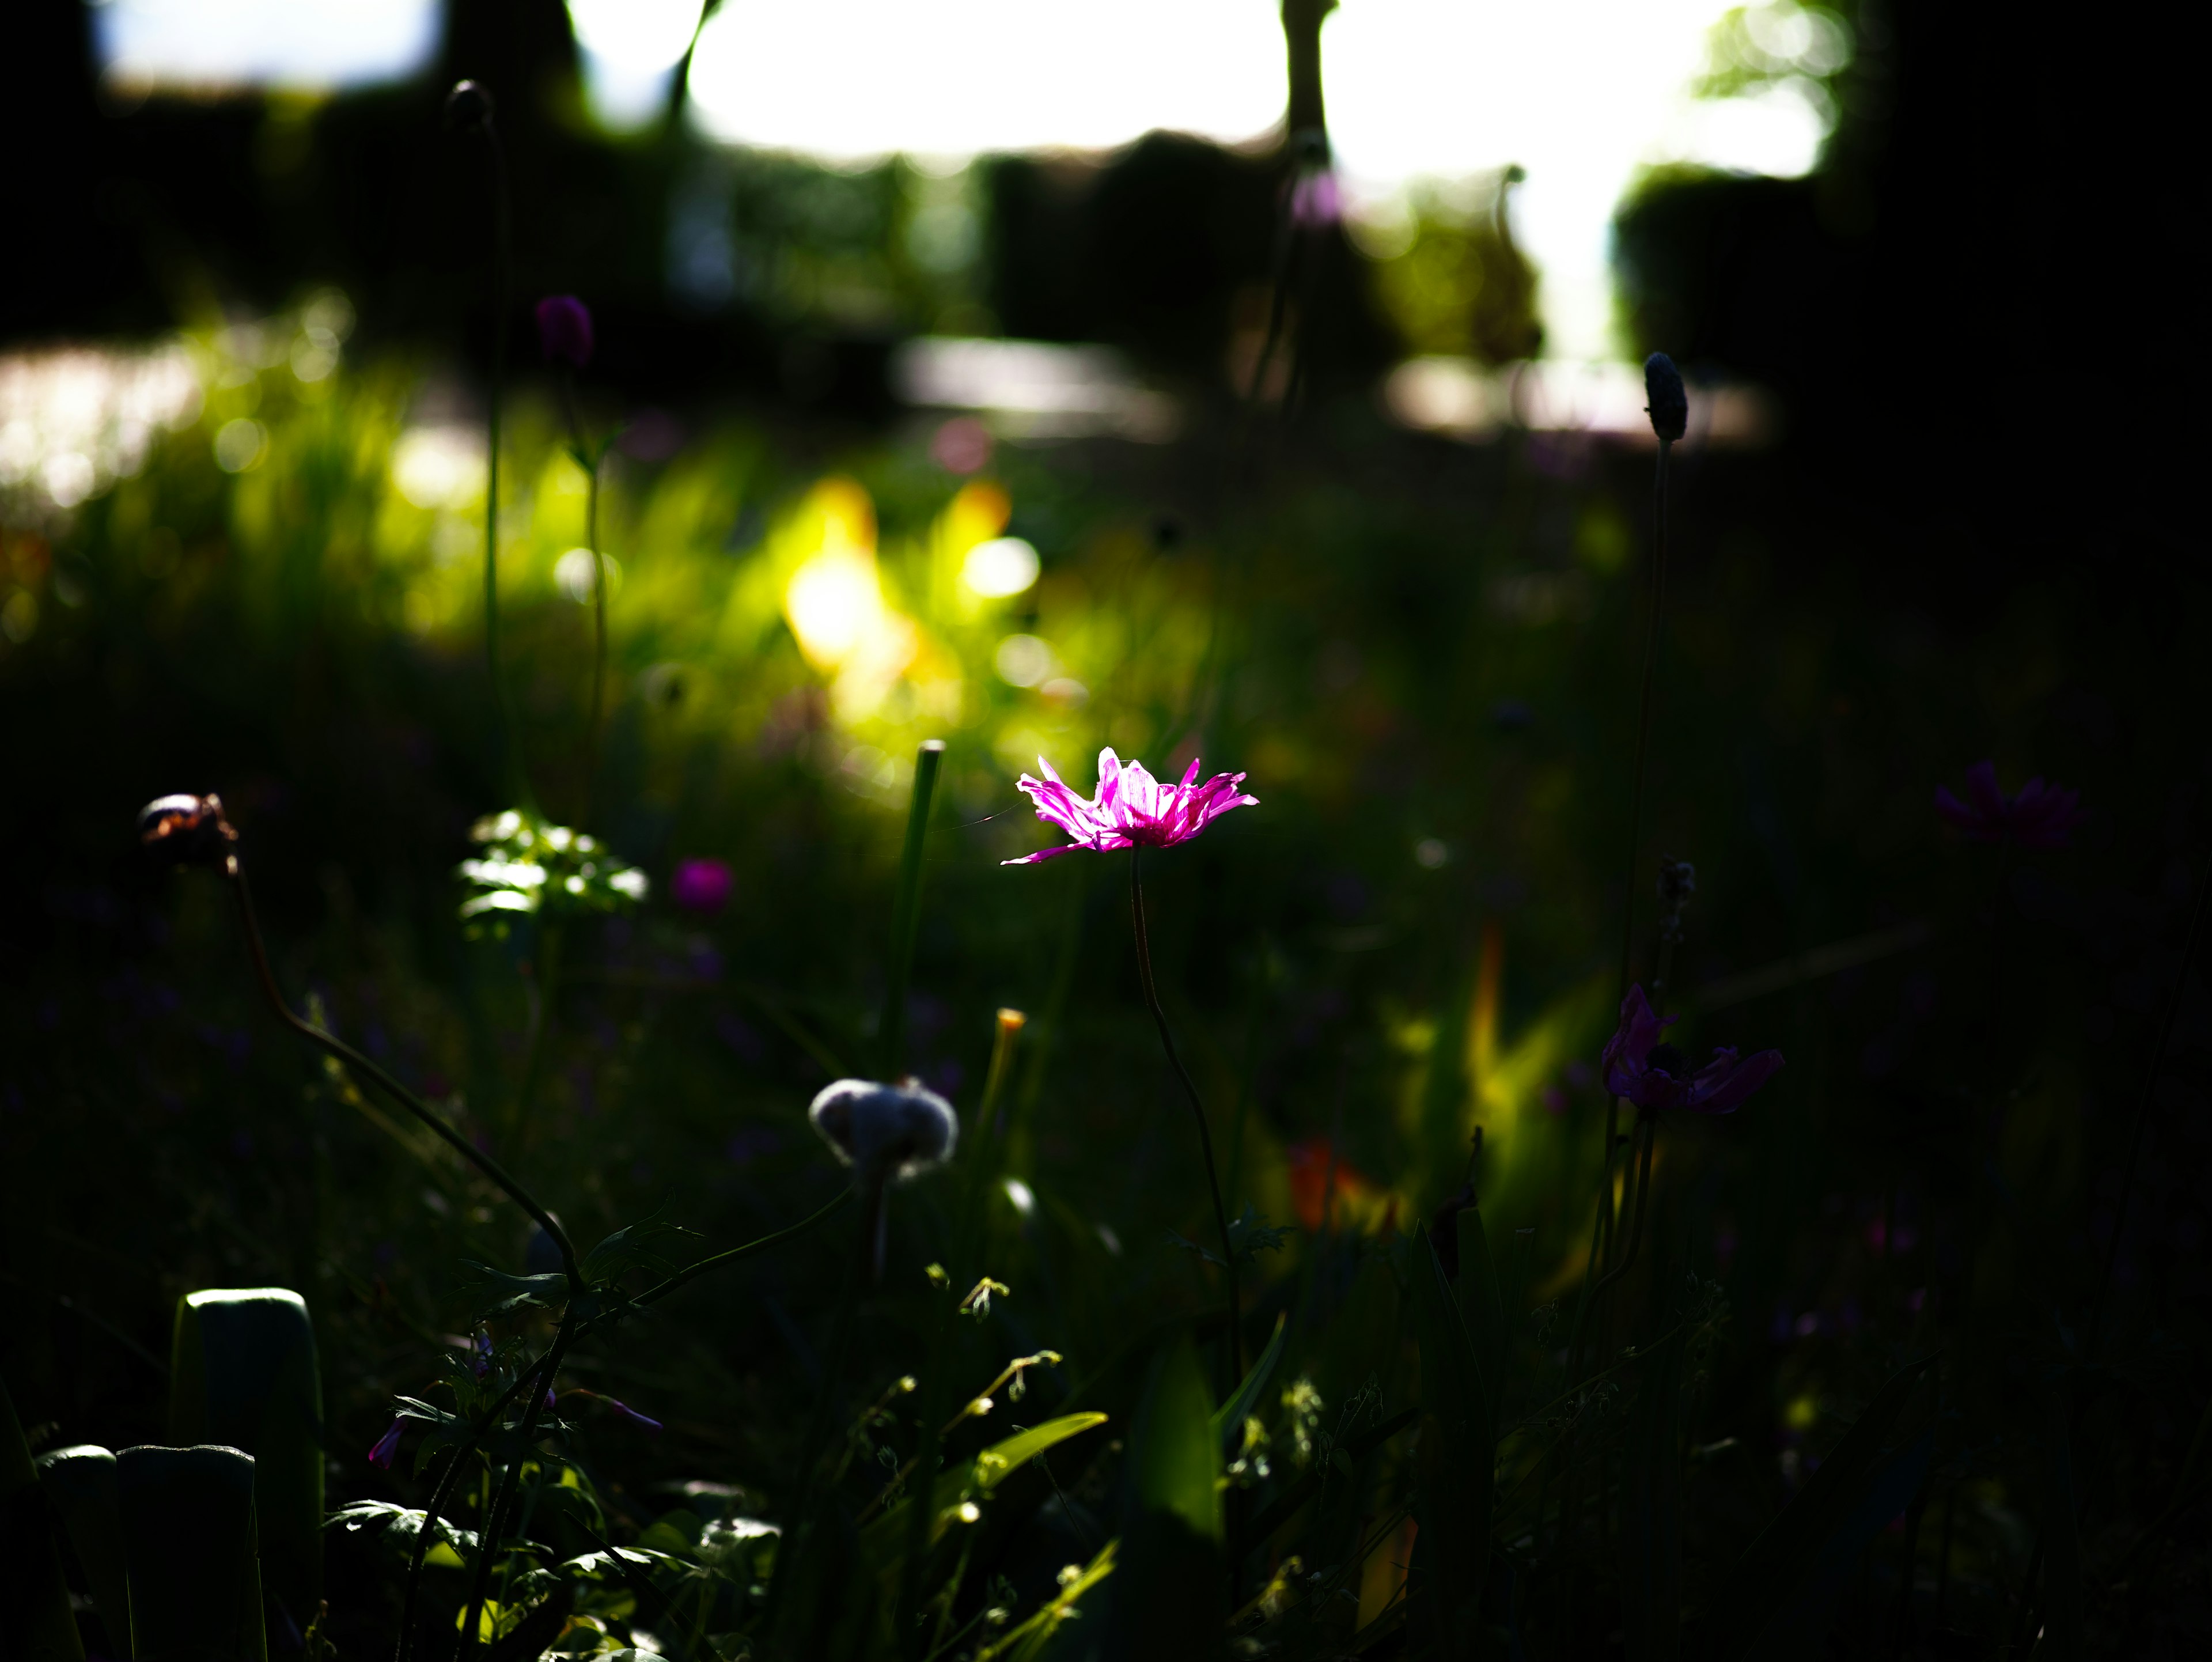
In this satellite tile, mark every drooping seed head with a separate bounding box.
[1643,353,1688,442]
[444,79,495,132]
[138,794,236,870]
[808,1077,959,1183]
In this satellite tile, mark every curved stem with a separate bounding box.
[1128,847,1243,1391]
[227,864,582,1296]
[461,1310,578,1660]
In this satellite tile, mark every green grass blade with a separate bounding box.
[37,1446,131,1659]
[1107,1335,1223,1652]
[3,1376,84,1662]
[115,1445,267,1662]
[167,1288,324,1629]
[1411,1228,1491,1658]
[1209,1312,1289,1451]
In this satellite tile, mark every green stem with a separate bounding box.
[228,865,582,1295]
[1128,848,1243,1393]
[899,1014,1024,1655]
[461,1311,578,1660]
[880,740,946,1079]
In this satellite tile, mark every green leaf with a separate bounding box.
[1411,1226,1492,1657]
[1210,1312,1289,1452]
[167,1288,324,1625]
[974,1413,1110,1493]
[36,1446,130,1657]
[116,1444,268,1662]
[1619,1330,1686,1662]
[327,1500,479,1556]
[452,1262,570,1319]
[580,1213,703,1288]
[3,1376,84,1662]
[1108,1336,1224,1651]
[1710,1353,1938,1659]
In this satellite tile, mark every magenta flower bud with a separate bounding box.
[368,1418,404,1470]
[670,858,733,915]
[444,80,495,133]
[535,296,594,369]
[1003,748,1257,865]
[138,793,236,870]
[1643,353,1688,443]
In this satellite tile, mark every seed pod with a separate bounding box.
[138,794,235,870]
[808,1077,958,1183]
[1643,352,1688,443]
[444,79,495,133]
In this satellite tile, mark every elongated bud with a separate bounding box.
[138,793,236,871]
[1643,352,1687,443]
[444,79,495,133]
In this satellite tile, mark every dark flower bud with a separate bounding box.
[444,79,495,133]
[534,296,594,369]
[138,793,236,870]
[809,1077,957,1183]
[1643,353,1687,442]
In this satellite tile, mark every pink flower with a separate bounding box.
[1290,168,1342,231]
[1934,760,2084,850]
[1600,985,1782,1115]
[1002,748,1257,865]
[670,858,732,915]
[535,296,594,369]
[367,1418,404,1470]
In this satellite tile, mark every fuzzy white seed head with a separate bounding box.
[808,1077,959,1182]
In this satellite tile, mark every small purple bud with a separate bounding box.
[1643,353,1688,443]
[609,1400,663,1434]
[139,793,236,870]
[535,296,594,369]
[472,1331,493,1377]
[368,1418,404,1470]
[670,858,732,915]
[543,1387,558,1411]
[444,80,494,133]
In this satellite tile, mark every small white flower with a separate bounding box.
[808,1077,958,1182]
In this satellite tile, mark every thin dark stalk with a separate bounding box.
[507,920,563,1152]
[473,119,526,805]
[880,741,946,1079]
[587,460,606,798]
[228,864,582,1294]
[899,1014,1024,1656]
[1128,847,1243,1392]
[759,1202,873,1650]
[461,1311,578,1659]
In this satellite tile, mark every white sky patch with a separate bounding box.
[91,0,440,90]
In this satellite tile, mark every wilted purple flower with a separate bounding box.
[1934,760,2084,850]
[670,858,732,915]
[809,1077,957,1182]
[367,1418,404,1470]
[608,1399,663,1434]
[1600,985,1782,1115]
[472,1330,493,1377]
[535,296,594,369]
[1002,748,1257,865]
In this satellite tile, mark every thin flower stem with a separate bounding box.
[588,457,606,807]
[1128,847,1244,1392]
[760,1200,875,1652]
[880,741,946,1079]
[226,864,583,1295]
[474,117,527,807]
[461,1311,578,1660]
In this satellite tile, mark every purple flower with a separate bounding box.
[1290,168,1342,231]
[608,1399,663,1434]
[670,858,732,915]
[472,1331,493,1377]
[1600,985,1782,1115]
[1002,748,1257,865]
[367,1418,404,1470]
[1934,760,2084,850]
[535,296,594,369]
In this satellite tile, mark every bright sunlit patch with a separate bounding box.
[213,418,267,474]
[0,344,202,516]
[778,480,920,721]
[93,0,440,92]
[961,537,1040,600]
[1003,1176,1036,1216]
[567,0,702,130]
[993,634,1053,689]
[391,427,486,512]
[554,548,622,604]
